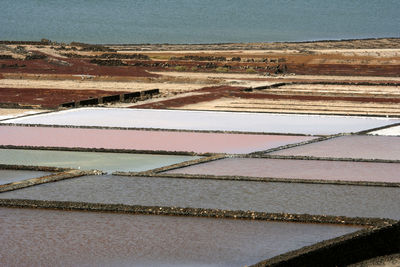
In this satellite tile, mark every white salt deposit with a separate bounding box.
[3,107,399,135]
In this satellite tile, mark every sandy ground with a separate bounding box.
[25,45,69,58]
[0,108,50,121]
[261,75,400,82]
[150,71,277,87]
[151,72,400,82]
[0,44,25,59]
[269,84,400,97]
[280,84,400,91]
[107,38,400,51]
[312,49,400,57]
[175,97,400,116]
[150,71,268,79]
[0,78,210,93]
[0,72,274,94]
[133,49,400,59]
[128,49,302,55]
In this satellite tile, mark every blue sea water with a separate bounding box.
[1,0,399,44]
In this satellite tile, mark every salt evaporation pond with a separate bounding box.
[165,158,400,183]
[269,135,400,161]
[369,125,400,136]
[0,126,316,154]
[0,149,199,173]
[0,208,362,267]
[1,175,399,219]
[0,170,52,185]
[3,108,399,135]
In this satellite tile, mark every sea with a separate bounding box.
[1,0,399,44]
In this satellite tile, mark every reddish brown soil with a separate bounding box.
[132,85,400,109]
[0,58,157,78]
[123,59,400,77]
[231,92,400,103]
[234,78,400,86]
[286,63,400,77]
[133,86,244,109]
[0,88,127,108]
[56,56,400,77]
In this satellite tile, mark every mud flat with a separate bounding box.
[3,108,399,135]
[268,135,400,161]
[1,175,399,219]
[0,148,200,173]
[0,207,362,267]
[0,169,52,185]
[164,158,400,184]
[0,125,316,154]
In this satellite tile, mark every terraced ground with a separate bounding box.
[1,38,399,114]
[167,83,400,116]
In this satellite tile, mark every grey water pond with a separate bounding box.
[0,207,362,267]
[0,169,52,185]
[1,175,399,219]
[0,149,200,173]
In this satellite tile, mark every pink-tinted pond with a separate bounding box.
[0,208,361,267]
[269,135,400,160]
[0,126,316,154]
[165,158,400,183]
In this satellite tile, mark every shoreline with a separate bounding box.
[1,37,399,48]
[103,37,400,46]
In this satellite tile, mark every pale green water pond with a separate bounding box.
[0,149,199,173]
